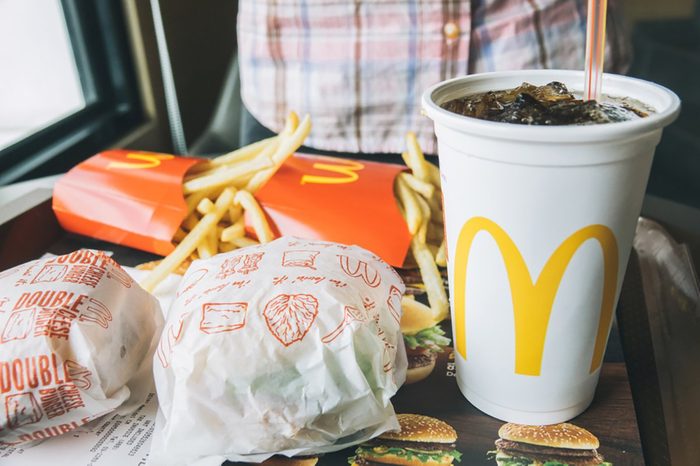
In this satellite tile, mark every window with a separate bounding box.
[0,0,142,185]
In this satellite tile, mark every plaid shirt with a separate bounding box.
[238,0,630,155]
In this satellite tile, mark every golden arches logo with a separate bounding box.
[453,217,618,376]
[300,159,364,185]
[107,153,174,170]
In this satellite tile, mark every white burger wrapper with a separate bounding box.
[149,237,407,465]
[0,250,163,446]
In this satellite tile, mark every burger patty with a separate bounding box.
[407,351,437,369]
[496,439,604,466]
[364,437,456,452]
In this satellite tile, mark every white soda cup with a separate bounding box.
[422,70,680,424]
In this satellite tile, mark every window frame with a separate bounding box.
[0,0,143,185]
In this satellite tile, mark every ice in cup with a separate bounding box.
[422,70,680,424]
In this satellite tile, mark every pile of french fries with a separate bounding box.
[140,118,449,324]
[395,133,450,322]
[139,112,311,292]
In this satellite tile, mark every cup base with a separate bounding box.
[457,377,595,425]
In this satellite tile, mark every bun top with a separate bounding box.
[380,414,457,444]
[400,298,440,334]
[498,423,599,450]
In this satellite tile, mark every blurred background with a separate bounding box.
[0,0,697,208]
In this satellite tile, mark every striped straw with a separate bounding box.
[583,0,608,101]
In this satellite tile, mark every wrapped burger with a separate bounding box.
[150,237,407,465]
[0,250,163,446]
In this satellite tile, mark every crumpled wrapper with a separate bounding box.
[0,250,163,446]
[149,237,407,465]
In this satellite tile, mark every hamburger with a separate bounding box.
[349,413,462,465]
[490,423,611,466]
[401,298,450,384]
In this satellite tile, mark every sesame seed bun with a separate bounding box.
[498,423,600,450]
[380,414,457,444]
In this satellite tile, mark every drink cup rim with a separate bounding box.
[422,70,681,144]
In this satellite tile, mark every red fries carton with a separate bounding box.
[52,151,412,266]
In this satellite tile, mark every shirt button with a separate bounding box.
[443,21,460,41]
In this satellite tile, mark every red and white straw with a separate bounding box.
[583,0,608,101]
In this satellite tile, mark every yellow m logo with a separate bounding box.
[107,153,175,170]
[300,160,364,185]
[453,217,618,376]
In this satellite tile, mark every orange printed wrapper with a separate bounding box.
[52,151,411,266]
[0,250,162,446]
[52,150,204,256]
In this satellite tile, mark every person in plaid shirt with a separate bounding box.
[237,0,630,156]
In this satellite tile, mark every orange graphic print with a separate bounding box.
[77,298,112,329]
[322,305,368,344]
[217,253,265,279]
[106,265,133,288]
[177,268,208,297]
[106,153,174,170]
[281,250,320,269]
[338,255,382,288]
[1,309,35,343]
[376,327,396,373]
[5,392,43,429]
[157,317,185,368]
[263,294,319,346]
[31,264,68,284]
[200,303,248,334]
[64,361,92,390]
[386,285,403,325]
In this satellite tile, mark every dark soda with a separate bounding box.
[440,81,649,125]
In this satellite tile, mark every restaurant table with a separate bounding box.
[0,176,698,465]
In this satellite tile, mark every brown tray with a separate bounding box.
[0,200,651,465]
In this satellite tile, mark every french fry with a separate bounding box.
[403,132,430,182]
[136,259,192,276]
[185,187,218,215]
[196,198,215,215]
[219,242,237,253]
[141,188,235,292]
[197,242,214,259]
[435,239,447,267]
[426,193,443,224]
[415,194,431,245]
[245,114,312,193]
[399,172,435,199]
[411,236,449,321]
[221,218,245,243]
[189,138,280,185]
[228,204,243,223]
[230,236,259,248]
[234,190,274,243]
[209,136,277,167]
[183,156,273,194]
[426,161,441,187]
[395,176,423,235]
